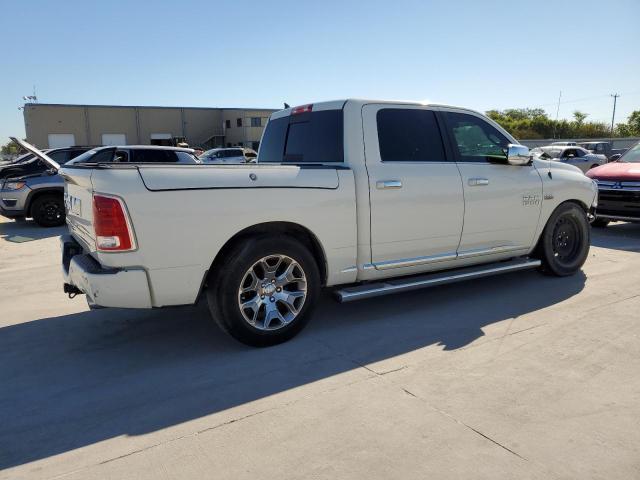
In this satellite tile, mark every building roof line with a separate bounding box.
[23,103,277,111]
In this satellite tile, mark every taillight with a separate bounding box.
[92,194,135,251]
[291,104,313,115]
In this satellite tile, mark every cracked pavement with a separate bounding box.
[1,218,640,479]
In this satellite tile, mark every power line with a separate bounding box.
[533,89,640,109]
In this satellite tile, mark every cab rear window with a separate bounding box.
[259,109,343,163]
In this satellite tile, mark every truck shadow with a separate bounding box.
[590,222,640,252]
[0,219,66,243]
[0,269,585,469]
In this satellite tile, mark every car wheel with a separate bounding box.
[591,218,610,228]
[31,194,65,227]
[536,202,590,276]
[206,235,321,347]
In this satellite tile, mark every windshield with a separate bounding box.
[539,147,562,159]
[621,143,640,163]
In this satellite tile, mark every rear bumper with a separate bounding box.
[61,235,152,308]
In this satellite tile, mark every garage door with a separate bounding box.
[102,134,127,146]
[48,134,75,148]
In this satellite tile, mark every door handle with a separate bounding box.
[468,178,489,186]
[376,180,403,190]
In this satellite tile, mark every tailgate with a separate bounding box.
[60,168,95,251]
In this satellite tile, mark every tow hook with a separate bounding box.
[63,283,82,298]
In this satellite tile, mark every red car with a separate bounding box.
[587,141,640,227]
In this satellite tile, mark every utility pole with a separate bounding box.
[610,93,620,141]
[553,90,562,139]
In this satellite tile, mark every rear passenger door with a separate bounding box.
[363,104,464,271]
[441,110,542,257]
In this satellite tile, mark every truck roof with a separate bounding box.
[271,99,483,119]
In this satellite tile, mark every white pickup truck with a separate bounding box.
[23,99,598,346]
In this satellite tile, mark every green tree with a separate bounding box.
[615,110,640,137]
[573,111,588,125]
[1,140,20,156]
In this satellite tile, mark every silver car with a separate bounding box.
[531,146,606,173]
[199,147,257,164]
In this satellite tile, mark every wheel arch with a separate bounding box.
[203,221,328,297]
[26,187,64,217]
[533,198,589,252]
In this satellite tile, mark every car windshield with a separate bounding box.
[200,149,220,159]
[621,143,640,163]
[539,147,562,159]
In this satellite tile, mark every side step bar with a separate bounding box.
[334,258,541,303]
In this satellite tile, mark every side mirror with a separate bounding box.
[506,144,530,166]
[609,154,622,162]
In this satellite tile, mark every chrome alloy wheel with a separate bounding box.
[237,254,307,330]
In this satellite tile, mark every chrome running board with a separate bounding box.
[334,258,541,303]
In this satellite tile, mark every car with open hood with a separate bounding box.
[1,140,199,227]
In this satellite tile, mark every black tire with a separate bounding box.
[535,202,590,276]
[31,194,65,227]
[206,235,321,347]
[591,218,610,228]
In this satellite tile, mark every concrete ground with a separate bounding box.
[1,217,639,480]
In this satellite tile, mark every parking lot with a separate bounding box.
[0,216,639,479]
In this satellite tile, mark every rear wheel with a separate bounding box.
[206,235,320,347]
[31,194,65,227]
[536,203,590,276]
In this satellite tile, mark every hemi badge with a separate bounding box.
[544,194,554,200]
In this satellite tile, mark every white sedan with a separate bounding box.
[199,147,257,164]
[531,146,606,173]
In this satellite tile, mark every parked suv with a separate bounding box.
[1,142,200,227]
[587,141,640,226]
[0,145,94,226]
[578,141,627,161]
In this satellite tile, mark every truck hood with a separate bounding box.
[586,162,640,182]
[9,137,60,171]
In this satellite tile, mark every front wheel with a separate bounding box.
[31,194,65,227]
[536,203,590,276]
[206,235,320,347]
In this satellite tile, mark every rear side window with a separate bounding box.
[376,109,445,162]
[132,149,179,162]
[223,149,243,158]
[443,112,509,162]
[89,148,115,163]
[259,109,343,163]
[48,150,71,164]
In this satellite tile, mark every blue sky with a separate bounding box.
[1,0,639,144]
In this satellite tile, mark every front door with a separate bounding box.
[440,110,543,258]
[363,104,464,271]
